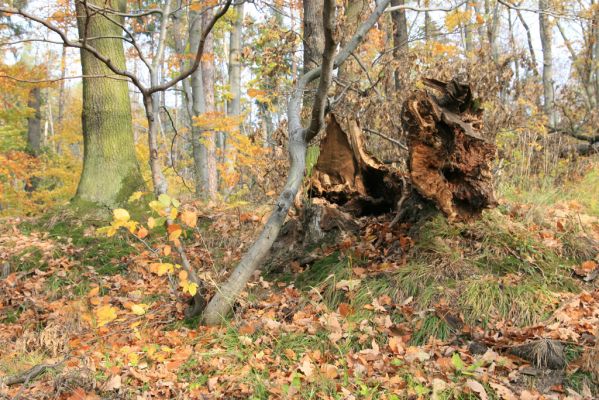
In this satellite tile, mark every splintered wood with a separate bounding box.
[310,77,497,222]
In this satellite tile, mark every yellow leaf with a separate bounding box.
[180,210,197,227]
[147,217,156,229]
[181,281,198,296]
[179,270,188,281]
[131,304,146,316]
[158,193,171,207]
[169,228,182,242]
[126,220,137,233]
[149,200,166,215]
[113,208,130,223]
[128,191,144,203]
[150,262,174,276]
[163,245,171,256]
[137,226,149,239]
[169,207,178,220]
[96,305,118,327]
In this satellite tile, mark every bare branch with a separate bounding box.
[386,0,466,13]
[497,0,591,20]
[0,74,129,83]
[363,127,408,150]
[150,0,233,94]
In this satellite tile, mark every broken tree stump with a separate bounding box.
[269,77,497,270]
[310,77,497,223]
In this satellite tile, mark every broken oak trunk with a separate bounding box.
[307,78,496,234]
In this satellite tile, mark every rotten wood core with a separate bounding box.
[309,77,497,225]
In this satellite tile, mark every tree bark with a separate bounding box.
[201,8,219,200]
[311,78,496,223]
[225,2,244,185]
[26,86,42,156]
[74,0,144,205]
[337,0,365,79]
[391,0,409,90]
[539,0,557,127]
[188,8,208,196]
[303,0,325,73]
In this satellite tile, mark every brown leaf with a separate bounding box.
[321,363,338,379]
[465,379,488,400]
[102,374,121,391]
[488,382,517,400]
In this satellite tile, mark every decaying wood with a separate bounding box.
[309,77,497,223]
[403,78,497,221]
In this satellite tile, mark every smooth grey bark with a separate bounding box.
[201,7,219,200]
[224,2,244,184]
[202,0,393,325]
[189,7,208,196]
[27,86,42,156]
[539,0,557,127]
[57,46,67,128]
[227,2,243,118]
[464,1,473,52]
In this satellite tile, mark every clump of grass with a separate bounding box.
[410,315,451,345]
[459,276,554,326]
[11,246,46,272]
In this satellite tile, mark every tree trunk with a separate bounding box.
[303,0,325,73]
[464,1,473,52]
[391,0,408,90]
[26,87,42,156]
[539,0,557,127]
[337,0,364,79]
[201,8,218,200]
[225,2,244,186]
[74,0,144,206]
[57,46,67,128]
[189,8,208,196]
[227,3,243,118]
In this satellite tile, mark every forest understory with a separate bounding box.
[2,0,599,398]
[0,167,598,399]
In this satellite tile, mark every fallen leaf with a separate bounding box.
[103,374,121,391]
[465,379,488,400]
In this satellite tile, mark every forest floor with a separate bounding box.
[0,169,598,399]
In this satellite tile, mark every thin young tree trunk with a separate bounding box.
[556,20,594,109]
[27,87,42,156]
[225,2,244,187]
[202,0,392,325]
[57,46,67,127]
[539,0,557,127]
[189,8,209,196]
[464,1,473,52]
[515,8,539,76]
[74,0,144,205]
[147,0,172,195]
[201,8,218,200]
[337,0,364,79]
